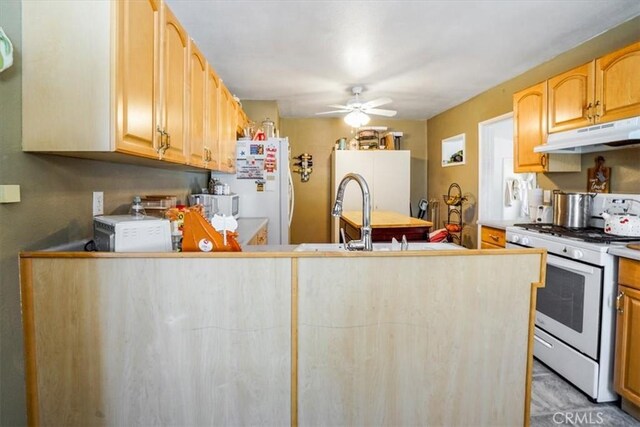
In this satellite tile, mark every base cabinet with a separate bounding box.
[480,226,506,249]
[247,224,268,245]
[21,250,545,426]
[615,258,640,419]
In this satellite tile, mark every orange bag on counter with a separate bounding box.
[181,210,242,252]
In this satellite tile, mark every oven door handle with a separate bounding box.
[534,334,553,349]
[547,253,595,275]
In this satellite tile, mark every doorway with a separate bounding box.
[478,113,534,224]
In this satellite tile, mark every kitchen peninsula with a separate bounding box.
[20,247,545,426]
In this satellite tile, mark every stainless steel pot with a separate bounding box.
[553,191,596,228]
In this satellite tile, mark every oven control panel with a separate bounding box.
[506,228,609,266]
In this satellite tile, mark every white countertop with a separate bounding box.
[608,245,640,261]
[236,217,268,246]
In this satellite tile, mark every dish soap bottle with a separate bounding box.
[129,196,146,219]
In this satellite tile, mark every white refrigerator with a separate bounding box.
[331,150,411,242]
[211,138,293,245]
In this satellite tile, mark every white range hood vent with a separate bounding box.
[534,116,640,154]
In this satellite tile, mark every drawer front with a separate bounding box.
[619,258,640,290]
[481,241,503,250]
[481,226,506,247]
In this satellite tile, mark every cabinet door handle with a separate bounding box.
[156,126,171,153]
[594,100,601,121]
[585,102,593,121]
[540,154,547,168]
[489,234,500,241]
[616,291,624,314]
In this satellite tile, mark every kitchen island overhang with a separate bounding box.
[20,247,546,427]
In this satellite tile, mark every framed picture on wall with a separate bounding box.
[442,133,465,167]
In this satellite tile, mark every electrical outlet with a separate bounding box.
[92,191,104,216]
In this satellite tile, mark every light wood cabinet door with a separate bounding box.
[237,108,250,135]
[218,88,230,172]
[615,284,640,407]
[206,67,221,170]
[187,41,207,168]
[548,62,595,133]
[513,82,547,173]
[159,4,188,164]
[115,0,160,158]
[219,87,237,173]
[596,41,640,124]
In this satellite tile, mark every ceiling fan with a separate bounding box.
[316,86,397,127]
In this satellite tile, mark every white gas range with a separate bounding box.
[506,193,640,403]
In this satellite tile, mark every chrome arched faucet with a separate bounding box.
[331,173,373,251]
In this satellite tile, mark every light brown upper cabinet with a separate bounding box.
[187,40,208,169]
[205,67,222,171]
[548,62,594,133]
[115,0,161,158]
[548,41,640,133]
[159,4,188,164]
[218,86,238,173]
[596,41,640,124]
[514,82,548,173]
[21,0,244,172]
[238,108,250,136]
[513,82,581,173]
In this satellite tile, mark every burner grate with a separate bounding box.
[513,223,640,244]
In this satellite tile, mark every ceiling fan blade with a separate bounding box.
[365,108,397,117]
[327,104,352,110]
[315,110,351,115]
[361,97,392,110]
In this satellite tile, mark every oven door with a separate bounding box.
[535,253,603,359]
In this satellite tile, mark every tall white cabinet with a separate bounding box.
[331,150,411,242]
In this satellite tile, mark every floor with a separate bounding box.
[531,358,639,426]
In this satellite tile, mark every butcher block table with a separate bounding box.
[340,210,433,242]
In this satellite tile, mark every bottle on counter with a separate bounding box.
[129,196,146,219]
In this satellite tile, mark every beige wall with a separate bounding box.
[281,118,427,243]
[427,16,640,249]
[241,100,280,136]
[0,3,209,424]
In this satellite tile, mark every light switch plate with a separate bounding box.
[0,185,20,203]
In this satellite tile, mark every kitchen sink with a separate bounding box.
[294,242,464,252]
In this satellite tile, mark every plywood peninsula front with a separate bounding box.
[340,210,433,242]
[20,248,545,426]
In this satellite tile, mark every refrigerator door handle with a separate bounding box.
[288,166,294,226]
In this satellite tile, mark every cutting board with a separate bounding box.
[587,156,610,193]
[627,243,640,251]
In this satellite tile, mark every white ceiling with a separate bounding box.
[165,0,640,120]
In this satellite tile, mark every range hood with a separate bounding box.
[534,116,640,154]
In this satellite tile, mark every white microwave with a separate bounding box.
[93,215,172,252]
[210,194,239,218]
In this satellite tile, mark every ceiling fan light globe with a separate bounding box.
[344,110,370,128]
